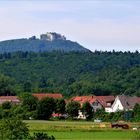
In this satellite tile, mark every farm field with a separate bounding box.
[25,120,139,140]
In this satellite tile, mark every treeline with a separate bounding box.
[0,94,65,120]
[0,51,140,97]
[0,94,140,122]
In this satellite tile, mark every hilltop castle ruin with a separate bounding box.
[40,32,66,41]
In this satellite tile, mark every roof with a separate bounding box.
[0,96,20,104]
[70,96,97,105]
[70,95,115,107]
[95,96,115,107]
[71,96,115,107]
[118,95,139,110]
[32,93,63,100]
[137,97,140,103]
[0,96,19,100]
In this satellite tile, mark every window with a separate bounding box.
[94,101,98,106]
[107,102,111,106]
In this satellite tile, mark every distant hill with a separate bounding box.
[0,33,90,53]
[0,33,140,97]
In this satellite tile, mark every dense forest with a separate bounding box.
[0,51,140,97]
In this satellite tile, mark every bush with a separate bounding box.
[30,132,55,140]
[2,101,12,110]
[0,117,29,140]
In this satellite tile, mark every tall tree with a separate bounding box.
[81,102,93,120]
[133,103,140,121]
[66,101,80,118]
[55,98,66,115]
[37,97,55,120]
[20,93,38,111]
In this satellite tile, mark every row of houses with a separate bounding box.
[71,95,140,113]
[0,93,140,114]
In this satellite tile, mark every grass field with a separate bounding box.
[25,120,139,140]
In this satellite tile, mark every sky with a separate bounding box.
[0,0,140,52]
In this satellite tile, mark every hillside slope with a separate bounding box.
[0,51,140,97]
[0,33,89,53]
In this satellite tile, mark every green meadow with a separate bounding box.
[25,120,139,140]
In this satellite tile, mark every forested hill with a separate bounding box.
[0,33,89,53]
[0,51,140,97]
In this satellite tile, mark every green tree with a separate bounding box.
[55,98,66,115]
[2,101,12,110]
[66,101,80,118]
[94,108,106,120]
[81,102,93,120]
[37,97,55,120]
[133,103,140,121]
[1,101,13,118]
[0,117,29,140]
[20,93,38,111]
[0,74,16,96]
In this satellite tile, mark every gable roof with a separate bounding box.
[32,93,63,100]
[118,95,139,110]
[95,96,115,107]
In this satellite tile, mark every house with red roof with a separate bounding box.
[70,96,97,119]
[71,95,115,112]
[0,96,20,105]
[70,95,140,114]
[95,96,115,112]
[70,95,96,106]
[70,95,116,119]
[32,93,63,100]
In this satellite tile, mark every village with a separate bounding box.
[0,93,140,120]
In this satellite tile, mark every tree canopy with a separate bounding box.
[0,117,29,140]
[0,51,140,97]
[37,97,55,120]
[81,102,93,120]
[66,101,80,118]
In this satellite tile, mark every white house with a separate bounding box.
[111,95,139,112]
[91,99,103,112]
[70,95,116,119]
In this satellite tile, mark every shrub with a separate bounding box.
[30,132,55,140]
